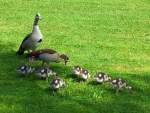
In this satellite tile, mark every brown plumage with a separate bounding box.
[29,49,57,57]
[29,49,69,66]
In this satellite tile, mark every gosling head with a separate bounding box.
[81,69,90,80]
[73,65,82,75]
[94,72,111,84]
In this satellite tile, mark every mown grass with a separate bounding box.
[0,0,150,113]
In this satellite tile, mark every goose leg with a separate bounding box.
[42,61,45,66]
[47,75,51,83]
[28,50,32,54]
[26,50,31,58]
[27,50,30,54]
[46,62,50,67]
[52,90,55,96]
[116,89,119,95]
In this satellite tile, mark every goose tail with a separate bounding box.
[16,47,25,55]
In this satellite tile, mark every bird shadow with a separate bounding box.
[88,81,103,86]
[0,42,149,113]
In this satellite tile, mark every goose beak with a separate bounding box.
[65,61,67,65]
[65,60,69,65]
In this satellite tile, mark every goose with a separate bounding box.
[35,66,56,79]
[17,64,34,75]
[80,69,90,81]
[16,13,43,55]
[29,49,69,66]
[72,66,90,81]
[49,76,66,95]
[94,72,111,84]
[50,76,66,90]
[72,65,82,76]
[110,78,132,93]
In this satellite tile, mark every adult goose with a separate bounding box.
[29,49,69,66]
[17,13,43,55]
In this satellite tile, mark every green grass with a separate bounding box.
[0,0,150,113]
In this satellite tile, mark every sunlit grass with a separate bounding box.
[0,0,150,113]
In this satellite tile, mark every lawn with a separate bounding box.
[0,0,150,113]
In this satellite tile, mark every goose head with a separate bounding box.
[125,85,133,92]
[33,13,42,26]
[73,65,82,75]
[80,69,90,80]
[59,54,69,65]
[35,13,42,20]
[94,72,105,83]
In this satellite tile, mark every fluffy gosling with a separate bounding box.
[17,64,34,75]
[35,67,56,79]
[49,76,66,95]
[94,72,111,84]
[73,66,90,81]
[111,78,132,94]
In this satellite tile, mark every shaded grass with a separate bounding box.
[0,0,150,113]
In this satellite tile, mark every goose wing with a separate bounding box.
[19,33,32,49]
[37,49,57,54]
